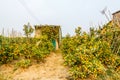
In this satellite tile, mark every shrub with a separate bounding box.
[15,59,31,68]
[61,26,120,79]
[0,36,54,65]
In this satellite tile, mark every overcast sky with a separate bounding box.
[0,0,120,36]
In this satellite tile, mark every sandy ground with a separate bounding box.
[0,53,69,80]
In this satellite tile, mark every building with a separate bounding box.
[112,10,120,25]
[34,25,62,50]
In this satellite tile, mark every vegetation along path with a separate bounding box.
[0,52,69,80]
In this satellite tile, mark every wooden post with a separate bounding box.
[56,39,59,50]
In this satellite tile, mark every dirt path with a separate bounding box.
[0,52,69,80]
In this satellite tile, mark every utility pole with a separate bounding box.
[101,7,110,21]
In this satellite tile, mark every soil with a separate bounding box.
[0,52,69,80]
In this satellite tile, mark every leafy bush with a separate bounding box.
[0,36,54,65]
[32,36,54,62]
[0,37,14,64]
[61,26,120,79]
[15,59,31,68]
